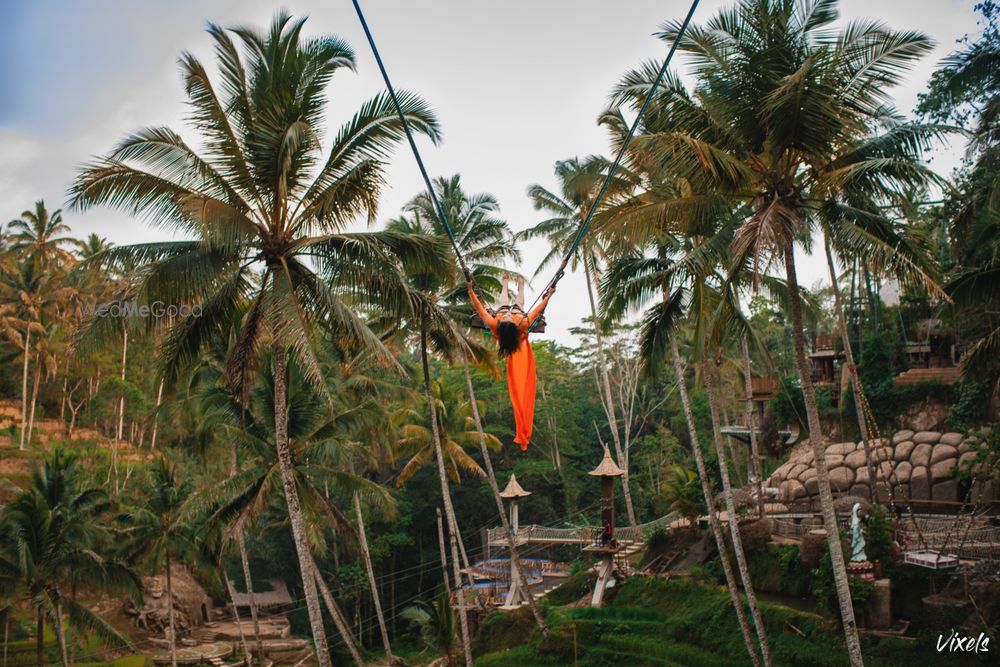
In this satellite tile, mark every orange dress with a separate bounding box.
[469,286,554,451]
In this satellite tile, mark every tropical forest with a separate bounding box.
[1,1,999,666]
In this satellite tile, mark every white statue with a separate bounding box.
[850,502,867,562]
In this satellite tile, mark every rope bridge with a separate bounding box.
[486,511,681,548]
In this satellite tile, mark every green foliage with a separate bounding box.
[864,505,896,574]
[946,380,991,430]
[810,550,874,620]
[746,545,813,598]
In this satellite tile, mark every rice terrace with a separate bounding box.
[1,1,999,665]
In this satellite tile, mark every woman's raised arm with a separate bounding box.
[468,284,497,329]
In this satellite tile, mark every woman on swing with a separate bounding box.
[467,275,555,451]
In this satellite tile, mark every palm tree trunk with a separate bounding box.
[783,240,864,666]
[703,359,772,667]
[824,239,877,498]
[462,356,548,635]
[419,319,473,667]
[353,492,394,663]
[35,609,43,667]
[670,338,762,667]
[20,329,31,451]
[227,442,263,665]
[26,360,41,447]
[60,376,67,422]
[52,600,69,667]
[223,576,251,665]
[272,343,333,667]
[741,340,766,518]
[309,556,364,667]
[235,530,264,666]
[166,551,178,667]
[150,379,164,451]
[583,255,637,528]
[436,509,451,594]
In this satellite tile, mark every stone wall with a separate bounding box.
[767,429,995,506]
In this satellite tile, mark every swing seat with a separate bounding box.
[471,306,546,333]
[904,549,959,569]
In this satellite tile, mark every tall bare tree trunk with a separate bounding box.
[784,241,863,666]
[824,239,878,497]
[150,379,164,451]
[703,360,772,666]
[166,552,178,667]
[53,601,68,667]
[228,441,264,665]
[26,361,41,448]
[20,329,31,450]
[310,555,364,667]
[223,575,252,665]
[35,609,43,667]
[272,344,332,667]
[462,356,548,635]
[670,338,762,667]
[419,320,473,667]
[742,340,766,518]
[436,509,451,594]
[354,492,394,663]
[583,255,637,528]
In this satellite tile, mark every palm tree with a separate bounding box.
[523,156,640,527]
[610,2,943,661]
[70,14,443,666]
[394,377,496,485]
[658,464,701,531]
[121,459,195,667]
[7,201,79,272]
[0,451,134,667]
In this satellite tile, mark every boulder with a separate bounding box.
[845,449,869,469]
[780,479,807,501]
[829,466,855,491]
[804,476,819,495]
[930,458,957,480]
[910,467,930,500]
[958,451,978,470]
[877,460,895,480]
[773,462,793,479]
[892,430,915,445]
[913,431,942,445]
[894,461,913,483]
[827,442,857,456]
[871,446,893,463]
[939,432,964,446]
[824,453,845,467]
[911,443,933,467]
[932,479,958,502]
[930,444,958,465]
[855,466,869,485]
[789,463,808,479]
[894,441,915,461]
[849,484,872,500]
[874,482,894,503]
[799,467,817,483]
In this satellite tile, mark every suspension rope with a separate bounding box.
[525,0,701,314]
[350,0,472,280]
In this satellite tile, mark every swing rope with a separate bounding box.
[350,0,472,281]
[525,0,702,314]
[352,0,701,310]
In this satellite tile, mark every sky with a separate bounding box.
[0,0,983,345]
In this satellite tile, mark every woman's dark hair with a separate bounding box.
[496,320,522,358]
